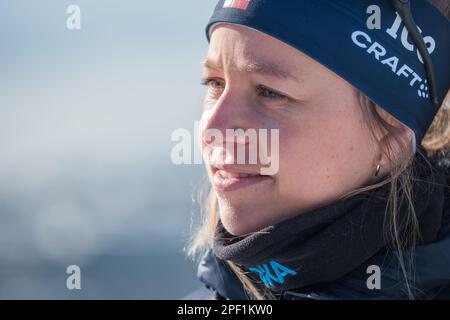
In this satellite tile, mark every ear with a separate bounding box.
[379,126,413,161]
[374,105,414,166]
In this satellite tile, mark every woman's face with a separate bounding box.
[200,25,391,236]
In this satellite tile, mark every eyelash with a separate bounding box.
[200,78,287,100]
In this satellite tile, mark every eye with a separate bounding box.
[201,77,225,98]
[256,85,287,100]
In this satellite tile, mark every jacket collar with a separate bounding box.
[197,249,248,300]
[198,233,450,300]
[197,156,450,300]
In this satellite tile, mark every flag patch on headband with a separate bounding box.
[223,0,250,10]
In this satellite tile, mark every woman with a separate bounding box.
[186,0,450,300]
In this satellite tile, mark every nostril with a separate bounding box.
[202,127,224,146]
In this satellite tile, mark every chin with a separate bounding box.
[220,217,253,236]
[218,201,270,236]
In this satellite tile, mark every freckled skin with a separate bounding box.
[201,25,412,236]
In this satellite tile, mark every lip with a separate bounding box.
[211,165,273,192]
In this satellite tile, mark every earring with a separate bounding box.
[374,154,382,177]
[375,163,381,177]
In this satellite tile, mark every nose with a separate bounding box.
[201,86,255,147]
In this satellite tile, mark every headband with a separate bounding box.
[205,0,450,148]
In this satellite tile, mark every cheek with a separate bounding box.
[276,103,374,197]
[278,129,338,194]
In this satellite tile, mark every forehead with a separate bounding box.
[205,24,328,80]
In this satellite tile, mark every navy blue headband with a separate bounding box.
[205,0,450,145]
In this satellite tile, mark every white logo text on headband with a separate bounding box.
[352,5,436,99]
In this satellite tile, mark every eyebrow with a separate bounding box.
[202,58,298,81]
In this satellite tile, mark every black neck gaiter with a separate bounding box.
[212,156,448,294]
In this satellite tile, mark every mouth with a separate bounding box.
[211,164,273,192]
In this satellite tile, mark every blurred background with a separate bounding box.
[0,0,215,299]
